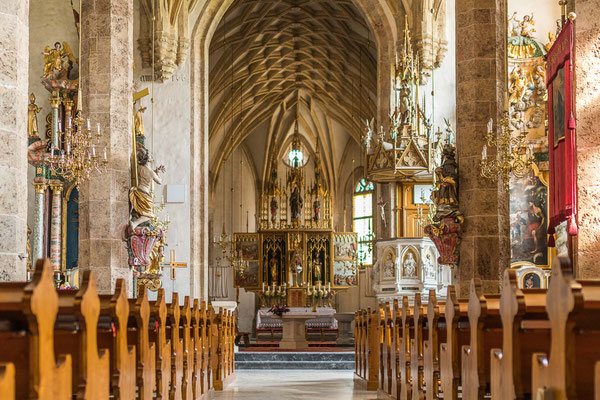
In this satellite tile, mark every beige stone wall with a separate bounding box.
[573,1,600,278]
[78,0,134,294]
[0,0,29,281]
[455,0,511,296]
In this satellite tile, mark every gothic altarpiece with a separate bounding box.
[231,132,359,308]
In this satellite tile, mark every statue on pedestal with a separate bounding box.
[290,186,303,220]
[27,93,42,139]
[129,147,165,230]
[42,42,76,79]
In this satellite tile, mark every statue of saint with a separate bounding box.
[129,147,165,229]
[431,144,458,210]
[270,197,278,225]
[269,256,278,284]
[383,252,395,280]
[313,259,322,282]
[134,104,147,137]
[313,199,321,222]
[403,253,417,277]
[27,93,42,138]
[290,186,303,220]
[147,235,165,274]
[42,42,76,79]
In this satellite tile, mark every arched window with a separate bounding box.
[353,178,374,265]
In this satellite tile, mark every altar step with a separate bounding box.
[235,351,355,370]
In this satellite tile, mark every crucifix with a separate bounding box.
[377,196,388,227]
[160,249,187,280]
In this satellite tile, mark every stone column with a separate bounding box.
[78,0,134,294]
[455,0,510,296]
[49,184,63,272]
[572,4,600,277]
[49,92,61,148]
[31,183,46,265]
[0,1,29,281]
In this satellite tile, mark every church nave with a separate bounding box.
[211,370,377,400]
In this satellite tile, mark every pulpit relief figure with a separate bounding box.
[129,147,166,229]
[403,252,417,278]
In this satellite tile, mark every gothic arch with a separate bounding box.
[189,0,397,299]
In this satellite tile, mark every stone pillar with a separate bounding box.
[455,0,510,296]
[49,184,63,272]
[572,4,600,278]
[31,183,46,265]
[78,0,134,294]
[0,0,29,281]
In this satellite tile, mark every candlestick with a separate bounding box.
[103,147,107,161]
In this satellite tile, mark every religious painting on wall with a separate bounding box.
[234,233,260,288]
[552,66,566,145]
[333,233,358,287]
[510,167,548,266]
[522,271,542,289]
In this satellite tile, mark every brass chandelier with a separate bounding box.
[48,0,108,186]
[480,112,533,191]
[49,114,107,186]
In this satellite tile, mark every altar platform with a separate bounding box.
[235,351,354,370]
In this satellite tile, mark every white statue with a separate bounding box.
[403,252,417,277]
[383,251,395,280]
[364,118,374,152]
[424,253,436,280]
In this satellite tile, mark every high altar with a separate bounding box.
[232,124,359,308]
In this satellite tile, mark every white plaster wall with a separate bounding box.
[420,0,456,132]
[133,1,192,304]
[209,146,257,333]
[27,0,80,249]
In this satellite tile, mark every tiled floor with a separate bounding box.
[210,370,379,399]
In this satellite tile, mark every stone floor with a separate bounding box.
[210,370,379,399]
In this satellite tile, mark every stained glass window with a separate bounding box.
[353,179,374,265]
[287,149,304,167]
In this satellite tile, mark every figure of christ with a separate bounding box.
[269,256,279,284]
[129,147,165,229]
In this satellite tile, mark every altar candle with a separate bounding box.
[262,282,265,292]
[328,282,331,291]
[103,147,107,161]
[318,281,321,290]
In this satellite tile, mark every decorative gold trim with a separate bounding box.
[33,182,47,194]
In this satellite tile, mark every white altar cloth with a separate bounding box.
[256,307,338,329]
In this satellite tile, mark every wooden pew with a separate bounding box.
[423,290,445,400]
[439,286,469,400]
[397,296,412,400]
[0,259,72,399]
[97,279,136,399]
[181,297,194,400]
[169,293,184,400]
[460,279,501,400]
[490,268,550,399]
[532,256,600,399]
[380,303,392,395]
[0,363,15,400]
[410,293,425,400]
[192,300,207,398]
[54,269,110,399]
[153,289,172,399]
[366,307,380,390]
[391,299,400,399]
[130,286,156,400]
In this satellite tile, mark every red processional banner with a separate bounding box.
[546,19,577,245]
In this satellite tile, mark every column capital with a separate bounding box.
[49,184,64,194]
[33,182,48,194]
[49,94,62,109]
[62,99,74,111]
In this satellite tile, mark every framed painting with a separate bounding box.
[234,233,260,288]
[509,165,549,267]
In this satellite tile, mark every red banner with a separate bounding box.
[546,19,577,245]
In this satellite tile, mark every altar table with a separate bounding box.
[256,307,338,330]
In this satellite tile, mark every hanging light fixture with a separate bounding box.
[479,0,533,189]
[48,0,108,187]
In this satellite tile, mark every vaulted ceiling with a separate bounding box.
[208,0,378,189]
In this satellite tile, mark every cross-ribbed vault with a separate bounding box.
[208,0,378,188]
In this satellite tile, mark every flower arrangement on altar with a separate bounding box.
[268,304,290,317]
[306,282,335,308]
[260,283,287,307]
